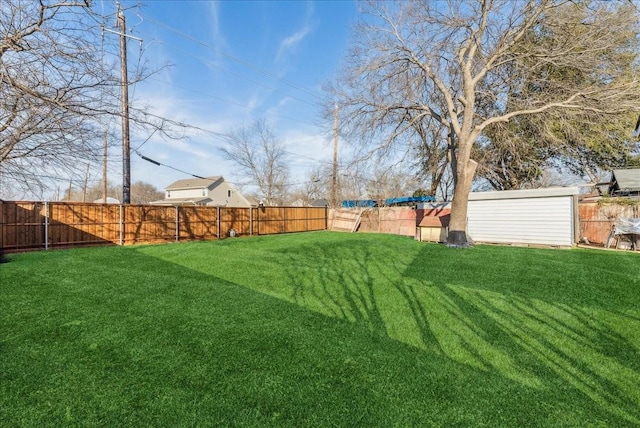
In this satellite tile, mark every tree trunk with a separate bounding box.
[447,158,478,248]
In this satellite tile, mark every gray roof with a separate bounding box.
[165,176,222,190]
[611,169,640,192]
[311,199,329,207]
[244,196,259,206]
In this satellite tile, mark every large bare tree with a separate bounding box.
[327,0,640,247]
[0,1,125,197]
[0,1,176,200]
[220,119,290,206]
[476,2,640,189]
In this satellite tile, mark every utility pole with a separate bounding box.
[103,4,141,204]
[331,104,338,208]
[118,3,131,204]
[82,163,90,202]
[102,130,108,203]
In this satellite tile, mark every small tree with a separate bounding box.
[220,119,290,206]
[64,180,162,204]
[130,181,164,204]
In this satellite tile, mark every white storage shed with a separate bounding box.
[467,187,580,247]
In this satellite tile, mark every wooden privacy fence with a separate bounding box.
[0,201,327,253]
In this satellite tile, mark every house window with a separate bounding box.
[227,190,232,198]
[202,189,206,196]
[167,191,171,198]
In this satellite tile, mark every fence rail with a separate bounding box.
[0,201,327,253]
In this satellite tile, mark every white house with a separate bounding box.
[150,176,255,207]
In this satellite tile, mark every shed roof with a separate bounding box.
[165,176,222,190]
[468,186,579,201]
[418,209,451,228]
[418,215,450,228]
[610,169,640,192]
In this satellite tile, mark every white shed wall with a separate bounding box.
[467,188,578,247]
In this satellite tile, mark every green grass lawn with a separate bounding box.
[1,232,640,427]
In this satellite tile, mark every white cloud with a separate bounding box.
[276,2,316,61]
[208,1,221,38]
[277,26,312,59]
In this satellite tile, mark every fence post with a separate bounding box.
[573,195,579,245]
[249,207,253,236]
[325,206,328,230]
[44,201,49,250]
[0,202,3,253]
[119,204,124,246]
[217,206,220,239]
[175,206,179,242]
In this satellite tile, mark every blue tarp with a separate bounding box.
[341,199,377,208]
[341,196,435,208]
[385,196,435,206]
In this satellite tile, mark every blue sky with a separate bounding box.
[101,0,359,194]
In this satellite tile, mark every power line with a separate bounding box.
[131,128,159,151]
[84,4,336,187]
[134,151,329,189]
[135,151,205,179]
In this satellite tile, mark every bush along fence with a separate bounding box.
[0,201,327,253]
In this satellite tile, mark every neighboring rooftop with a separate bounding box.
[609,168,640,196]
[165,176,222,190]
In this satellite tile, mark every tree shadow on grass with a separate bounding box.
[7,244,523,426]
[67,236,640,426]
[0,247,402,426]
[283,240,390,339]
[399,244,640,426]
[273,238,640,425]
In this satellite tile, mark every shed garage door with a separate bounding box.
[467,187,579,247]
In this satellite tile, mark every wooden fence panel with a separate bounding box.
[304,207,328,232]
[1,201,327,252]
[284,207,305,233]
[256,207,285,235]
[0,202,45,251]
[220,207,251,237]
[123,205,176,244]
[100,204,122,244]
[48,202,116,248]
[282,207,325,233]
[178,206,218,240]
